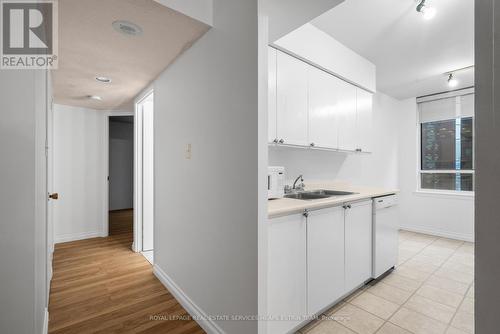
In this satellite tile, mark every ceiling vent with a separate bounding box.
[112,20,143,36]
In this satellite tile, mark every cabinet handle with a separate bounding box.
[303,210,309,218]
[343,204,352,209]
[355,148,362,152]
[347,204,352,209]
[273,138,279,144]
[310,142,315,147]
[279,139,284,144]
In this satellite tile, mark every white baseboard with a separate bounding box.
[153,265,225,334]
[400,225,474,242]
[54,231,106,244]
[42,308,48,334]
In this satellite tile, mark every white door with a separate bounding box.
[337,81,357,151]
[142,96,154,251]
[268,213,307,334]
[308,67,340,149]
[268,47,278,143]
[345,200,373,292]
[307,206,345,315]
[276,51,309,146]
[356,89,373,153]
[46,93,54,297]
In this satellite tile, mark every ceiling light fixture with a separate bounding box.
[112,20,143,36]
[416,0,436,20]
[88,95,103,101]
[447,73,458,88]
[95,76,112,83]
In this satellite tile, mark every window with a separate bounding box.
[418,93,474,193]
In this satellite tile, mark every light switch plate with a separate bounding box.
[185,143,192,159]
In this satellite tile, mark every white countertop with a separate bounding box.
[268,181,398,218]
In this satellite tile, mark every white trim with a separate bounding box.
[42,308,49,334]
[102,110,134,240]
[55,231,106,244]
[133,90,154,253]
[413,190,474,199]
[135,85,154,104]
[153,265,226,334]
[133,101,144,253]
[400,226,474,243]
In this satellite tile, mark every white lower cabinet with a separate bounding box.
[345,200,373,292]
[307,206,345,315]
[268,200,373,334]
[267,213,307,334]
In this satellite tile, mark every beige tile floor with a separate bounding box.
[298,230,474,334]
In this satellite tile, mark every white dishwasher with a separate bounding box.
[372,194,399,279]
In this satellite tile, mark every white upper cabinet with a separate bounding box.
[267,213,307,334]
[344,200,373,292]
[268,47,278,144]
[308,66,340,149]
[336,81,358,151]
[307,206,345,315]
[356,88,373,153]
[276,51,309,146]
[269,49,374,153]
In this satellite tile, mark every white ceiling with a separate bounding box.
[53,0,210,110]
[312,0,474,99]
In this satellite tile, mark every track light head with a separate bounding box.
[447,73,458,88]
[416,0,436,20]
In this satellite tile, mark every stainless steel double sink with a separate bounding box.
[284,189,357,200]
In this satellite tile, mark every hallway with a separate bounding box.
[48,211,204,334]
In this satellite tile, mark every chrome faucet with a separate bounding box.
[292,174,305,191]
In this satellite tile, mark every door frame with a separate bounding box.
[133,88,154,253]
[102,110,135,239]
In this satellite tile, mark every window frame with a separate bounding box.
[417,116,475,196]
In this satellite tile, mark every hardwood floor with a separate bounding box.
[48,210,205,334]
[108,209,134,236]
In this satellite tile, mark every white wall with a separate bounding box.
[397,98,474,241]
[273,23,376,92]
[263,0,344,42]
[109,118,134,210]
[154,0,213,26]
[0,70,49,334]
[152,0,258,333]
[269,92,400,189]
[53,104,106,242]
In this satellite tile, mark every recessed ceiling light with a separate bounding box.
[88,95,103,101]
[96,76,112,83]
[112,20,143,36]
[416,0,436,20]
[447,73,458,88]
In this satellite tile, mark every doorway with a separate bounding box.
[108,116,135,237]
[134,91,154,264]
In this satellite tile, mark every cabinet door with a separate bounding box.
[337,81,357,151]
[268,214,307,334]
[345,200,373,293]
[308,67,339,149]
[356,89,373,153]
[276,51,309,146]
[268,47,278,143]
[307,207,345,315]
